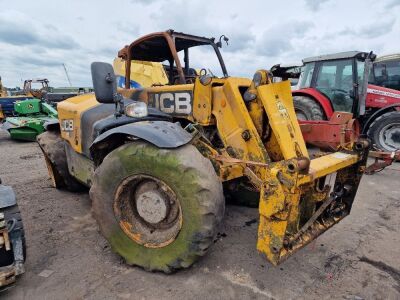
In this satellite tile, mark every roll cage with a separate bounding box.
[118,30,229,87]
[23,78,50,98]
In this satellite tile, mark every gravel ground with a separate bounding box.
[0,129,399,300]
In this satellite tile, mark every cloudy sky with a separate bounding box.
[1,0,399,87]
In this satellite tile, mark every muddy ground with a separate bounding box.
[0,129,399,300]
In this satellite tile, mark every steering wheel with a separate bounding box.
[199,69,207,76]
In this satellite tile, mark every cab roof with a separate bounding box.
[118,30,218,62]
[375,53,400,62]
[303,51,375,63]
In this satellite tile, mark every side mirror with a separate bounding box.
[91,62,117,103]
[216,35,229,48]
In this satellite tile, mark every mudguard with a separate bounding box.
[43,119,60,131]
[0,185,17,208]
[361,103,400,134]
[90,120,193,155]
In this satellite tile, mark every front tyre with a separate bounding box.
[37,131,85,192]
[368,111,400,151]
[90,142,224,273]
[293,95,325,120]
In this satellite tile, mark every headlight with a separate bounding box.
[125,102,148,118]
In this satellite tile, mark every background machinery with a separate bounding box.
[0,79,50,119]
[2,98,58,141]
[370,53,400,91]
[291,51,400,153]
[37,30,369,273]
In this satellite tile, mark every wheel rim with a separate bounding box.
[295,109,308,120]
[378,122,400,151]
[113,175,182,248]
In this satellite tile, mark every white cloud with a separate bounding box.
[256,20,314,57]
[0,0,399,87]
[304,0,330,11]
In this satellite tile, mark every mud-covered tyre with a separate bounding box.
[37,131,85,192]
[90,141,225,273]
[368,111,400,152]
[293,95,325,120]
[0,204,26,267]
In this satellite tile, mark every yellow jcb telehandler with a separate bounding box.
[37,30,369,273]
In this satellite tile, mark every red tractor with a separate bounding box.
[292,51,400,152]
[369,53,400,91]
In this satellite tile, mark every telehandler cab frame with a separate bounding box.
[38,30,369,273]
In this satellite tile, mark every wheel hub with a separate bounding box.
[135,190,168,224]
[380,123,400,150]
[114,175,182,248]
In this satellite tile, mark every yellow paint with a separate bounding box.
[258,81,308,159]
[298,152,359,185]
[113,57,168,87]
[57,93,99,153]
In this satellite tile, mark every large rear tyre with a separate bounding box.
[368,111,400,152]
[90,142,225,273]
[37,131,85,192]
[293,95,325,120]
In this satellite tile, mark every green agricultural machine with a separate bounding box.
[2,98,58,141]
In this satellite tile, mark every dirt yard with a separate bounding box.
[1,129,399,300]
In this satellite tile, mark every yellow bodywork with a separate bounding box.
[113,57,168,88]
[57,69,366,266]
[58,93,99,153]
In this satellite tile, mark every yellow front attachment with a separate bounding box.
[249,72,368,265]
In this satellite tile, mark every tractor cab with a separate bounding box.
[291,51,400,152]
[297,51,375,118]
[370,53,400,91]
[117,30,229,87]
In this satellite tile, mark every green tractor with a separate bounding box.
[2,98,58,141]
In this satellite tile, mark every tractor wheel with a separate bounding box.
[37,131,85,192]
[90,141,225,273]
[368,111,400,152]
[293,95,325,120]
[0,204,26,267]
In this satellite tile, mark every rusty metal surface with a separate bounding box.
[113,174,182,248]
[300,112,358,151]
[365,150,400,174]
[0,265,16,289]
[0,211,23,290]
